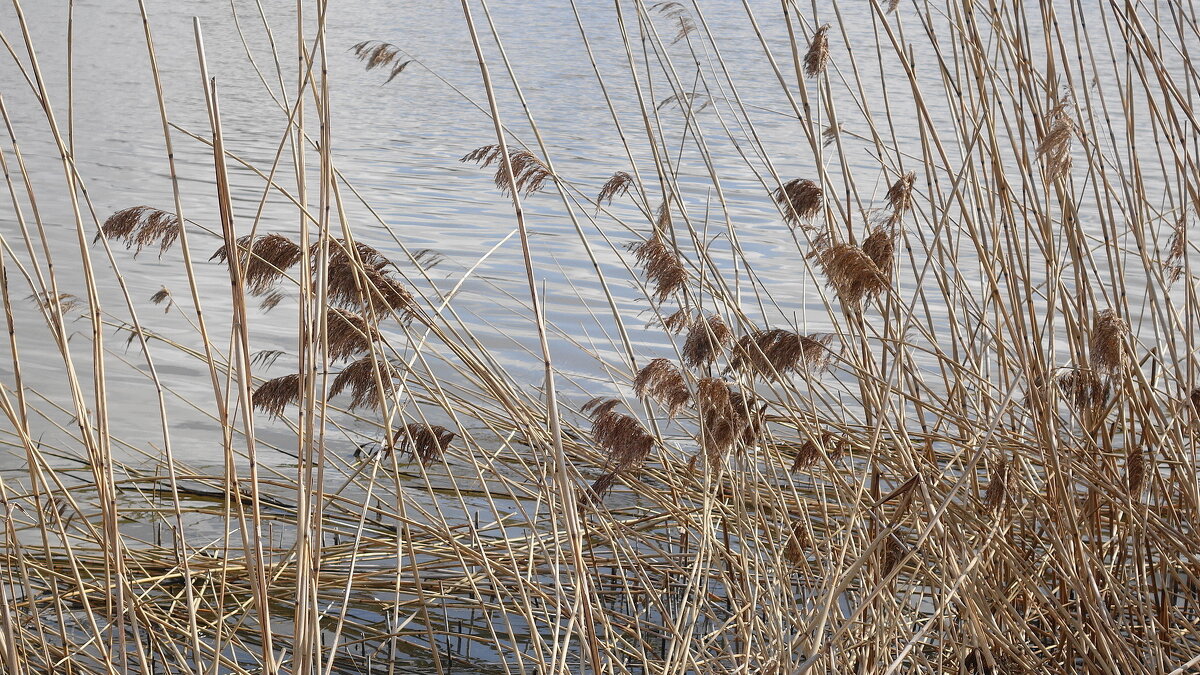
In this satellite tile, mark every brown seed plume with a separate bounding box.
[323,239,414,318]
[696,378,762,463]
[1125,448,1144,496]
[350,41,412,84]
[784,519,810,566]
[633,358,690,417]
[984,458,1010,512]
[392,423,454,465]
[803,24,831,77]
[822,123,843,147]
[583,397,655,474]
[326,308,381,361]
[660,308,696,333]
[98,206,181,255]
[773,178,823,226]
[211,233,303,295]
[651,1,697,44]
[630,236,688,303]
[1056,368,1109,411]
[682,313,733,369]
[585,471,619,504]
[252,373,302,419]
[150,287,171,311]
[1036,100,1075,181]
[1091,309,1129,373]
[461,144,552,197]
[885,171,916,216]
[329,356,398,411]
[732,329,833,377]
[811,242,890,307]
[597,171,635,205]
[791,436,823,472]
[862,228,897,284]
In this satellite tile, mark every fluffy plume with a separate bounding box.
[585,471,619,504]
[252,373,302,419]
[784,519,810,565]
[29,292,82,314]
[887,0,902,13]
[1056,368,1110,412]
[862,228,897,284]
[350,41,412,84]
[660,308,696,333]
[392,423,454,465]
[803,24,831,77]
[1125,448,1144,496]
[597,171,635,205]
[822,123,843,147]
[149,287,172,311]
[773,178,823,226]
[324,239,414,318]
[329,356,399,411]
[630,236,688,303]
[696,379,763,463]
[682,313,733,369]
[651,1,697,44]
[211,233,303,295]
[1091,309,1129,373]
[583,398,655,474]
[98,206,180,255]
[1036,100,1075,181]
[885,171,916,216]
[984,458,1010,512]
[326,308,381,361]
[633,358,690,417]
[881,536,905,577]
[732,329,834,377]
[461,144,552,197]
[811,242,890,307]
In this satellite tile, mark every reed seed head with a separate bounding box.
[462,144,552,197]
[329,356,399,411]
[326,308,381,361]
[99,206,181,256]
[350,41,412,84]
[583,397,655,473]
[732,329,834,378]
[630,236,688,303]
[633,358,690,417]
[773,178,823,226]
[252,373,302,419]
[211,233,303,295]
[1091,309,1129,373]
[392,423,454,465]
[597,171,634,205]
[324,239,414,318]
[1056,368,1109,411]
[811,242,890,307]
[803,25,831,77]
[1036,100,1076,181]
[885,171,916,216]
[682,313,733,369]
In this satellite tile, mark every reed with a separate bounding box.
[1,0,1198,673]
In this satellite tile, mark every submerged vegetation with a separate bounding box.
[0,0,1198,673]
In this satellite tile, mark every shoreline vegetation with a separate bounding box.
[1,0,1199,673]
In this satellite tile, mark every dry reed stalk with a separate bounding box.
[97,206,181,255]
[632,357,690,416]
[629,235,688,302]
[773,178,823,226]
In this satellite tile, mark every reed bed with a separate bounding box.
[0,0,1198,673]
